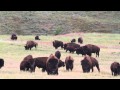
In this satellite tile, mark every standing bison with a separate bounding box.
[53,40,63,49]
[46,54,59,75]
[81,55,100,73]
[35,35,40,40]
[65,56,74,71]
[20,55,35,72]
[11,33,17,40]
[24,40,38,50]
[55,51,61,59]
[78,37,83,44]
[0,58,4,69]
[110,62,120,76]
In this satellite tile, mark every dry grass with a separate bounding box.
[0,33,120,79]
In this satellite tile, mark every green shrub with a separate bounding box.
[54,28,62,35]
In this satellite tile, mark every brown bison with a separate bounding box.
[20,55,35,72]
[11,33,17,40]
[71,39,76,43]
[81,55,100,73]
[0,58,4,69]
[46,54,59,75]
[76,44,100,57]
[64,43,80,50]
[33,57,65,72]
[53,40,63,49]
[55,51,61,59]
[75,46,92,56]
[35,35,40,40]
[24,40,38,50]
[65,56,74,71]
[33,57,48,72]
[66,46,76,53]
[110,62,120,76]
[78,37,83,44]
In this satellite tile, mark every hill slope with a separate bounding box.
[0,11,120,35]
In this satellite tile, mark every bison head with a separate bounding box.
[24,46,29,50]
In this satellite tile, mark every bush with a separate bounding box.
[54,28,62,35]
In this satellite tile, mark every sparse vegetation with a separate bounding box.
[0,11,120,35]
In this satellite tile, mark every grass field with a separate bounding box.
[0,32,120,79]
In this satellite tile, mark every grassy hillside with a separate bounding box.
[0,11,120,35]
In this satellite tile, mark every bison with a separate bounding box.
[110,62,120,76]
[75,46,92,56]
[76,44,100,57]
[81,55,100,73]
[20,55,35,72]
[66,46,76,53]
[55,51,61,59]
[24,40,38,50]
[53,40,63,49]
[11,33,17,40]
[33,57,65,72]
[33,57,48,72]
[65,56,74,71]
[0,58,4,69]
[46,54,59,75]
[63,43,80,50]
[71,39,76,43]
[35,35,40,40]
[78,37,83,44]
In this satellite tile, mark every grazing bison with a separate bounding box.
[81,55,100,73]
[66,46,76,53]
[75,46,92,56]
[33,57,48,72]
[71,39,76,43]
[55,51,61,59]
[0,58,4,69]
[35,35,40,40]
[110,62,120,76]
[24,40,38,50]
[20,55,35,72]
[46,54,59,75]
[64,43,80,50]
[53,40,63,49]
[78,37,83,44]
[76,44,100,57]
[65,56,74,71]
[11,33,17,40]
[34,57,65,72]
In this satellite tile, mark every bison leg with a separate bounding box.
[96,64,100,72]
[91,66,94,72]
